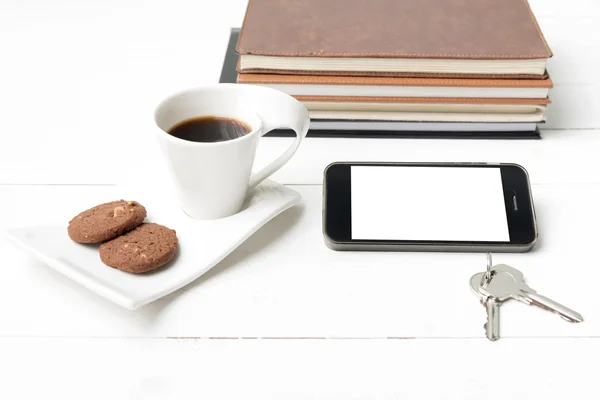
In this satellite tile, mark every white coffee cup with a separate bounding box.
[154,84,309,220]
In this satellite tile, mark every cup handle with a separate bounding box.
[247,88,310,190]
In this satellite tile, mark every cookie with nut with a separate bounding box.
[99,223,178,273]
[67,200,147,244]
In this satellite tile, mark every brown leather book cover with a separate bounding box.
[237,0,551,78]
[237,0,551,59]
[237,73,554,88]
[236,67,548,79]
[294,96,550,105]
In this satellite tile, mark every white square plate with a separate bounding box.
[4,180,301,309]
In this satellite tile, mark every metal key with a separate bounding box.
[483,296,500,341]
[471,264,584,323]
[478,253,501,340]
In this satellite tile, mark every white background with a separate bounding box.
[1,0,600,399]
[351,166,510,241]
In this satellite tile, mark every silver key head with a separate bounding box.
[470,264,526,302]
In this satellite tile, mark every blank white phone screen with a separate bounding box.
[351,166,510,241]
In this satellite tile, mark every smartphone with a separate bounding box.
[323,162,537,252]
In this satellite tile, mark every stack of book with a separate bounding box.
[233,0,553,139]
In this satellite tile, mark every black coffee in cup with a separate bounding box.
[168,116,251,143]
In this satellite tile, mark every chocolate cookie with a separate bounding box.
[68,200,147,244]
[99,223,178,273]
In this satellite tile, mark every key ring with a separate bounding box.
[480,253,493,289]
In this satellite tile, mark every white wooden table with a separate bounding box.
[1,0,599,398]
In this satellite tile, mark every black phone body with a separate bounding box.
[323,162,538,252]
